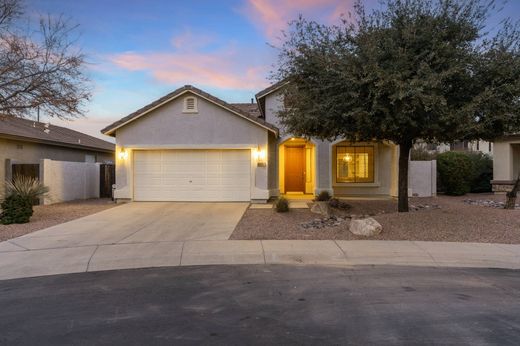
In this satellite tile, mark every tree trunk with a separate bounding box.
[398,141,412,212]
[505,174,520,210]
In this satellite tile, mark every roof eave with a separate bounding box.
[0,133,115,153]
[103,87,279,136]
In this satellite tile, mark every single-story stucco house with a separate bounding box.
[1,116,115,197]
[492,134,520,193]
[102,83,399,203]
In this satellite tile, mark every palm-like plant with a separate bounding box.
[1,175,49,224]
[4,175,49,200]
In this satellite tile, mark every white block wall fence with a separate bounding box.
[40,159,100,205]
[409,160,437,197]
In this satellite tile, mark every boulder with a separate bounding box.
[310,201,332,217]
[349,217,382,237]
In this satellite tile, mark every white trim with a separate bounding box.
[104,89,277,135]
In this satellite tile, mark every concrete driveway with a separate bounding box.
[7,202,249,250]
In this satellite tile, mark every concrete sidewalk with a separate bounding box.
[0,239,519,280]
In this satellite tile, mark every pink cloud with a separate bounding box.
[170,29,216,50]
[241,0,355,40]
[110,31,270,90]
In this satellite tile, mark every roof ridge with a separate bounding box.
[101,85,278,136]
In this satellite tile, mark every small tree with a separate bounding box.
[274,0,520,211]
[0,0,91,119]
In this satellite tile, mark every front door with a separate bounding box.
[285,146,306,192]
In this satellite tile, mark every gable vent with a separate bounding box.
[183,96,198,113]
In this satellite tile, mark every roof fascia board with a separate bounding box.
[103,89,277,135]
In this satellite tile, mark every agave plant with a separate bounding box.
[1,176,49,224]
[5,175,49,200]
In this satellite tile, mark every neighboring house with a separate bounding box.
[1,116,115,197]
[102,84,400,203]
[436,140,493,156]
[491,134,520,193]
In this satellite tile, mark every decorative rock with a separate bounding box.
[300,215,346,230]
[463,199,520,209]
[349,217,382,237]
[310,201,332,217]
[410,204,441,212]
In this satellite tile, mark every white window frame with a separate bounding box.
[182,96,198,114]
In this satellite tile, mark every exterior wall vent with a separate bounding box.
[183,96,198,113]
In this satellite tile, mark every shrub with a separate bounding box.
[5,175,49,202]
[1,175,49,224]
[466,152,493,193]
[274,197,289,212]
[315,190,331,201]
[437,151,472,195]
[0,195,33,224]
[328,198,351,210]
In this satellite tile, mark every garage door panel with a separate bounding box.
[133,149,251,201]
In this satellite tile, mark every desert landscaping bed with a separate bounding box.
[230,194,520,244]
[0,198,117,241]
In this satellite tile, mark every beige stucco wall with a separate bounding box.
[493,138,520,181]
[263,92,401,197]
[331,141,398,197]
[113,91,271,201]
[1,137,113,197]
[41,159,100,205]
[409,160,437,197]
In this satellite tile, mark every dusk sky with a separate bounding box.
[26,0,520,141]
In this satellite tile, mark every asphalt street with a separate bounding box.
[1,265,519,345]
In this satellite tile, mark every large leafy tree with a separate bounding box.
[0,0,91,119]
[274,0,520,212]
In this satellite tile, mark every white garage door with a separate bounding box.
[133,149,251,201]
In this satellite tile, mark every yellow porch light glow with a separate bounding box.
[254,146,267,164]
[118,147,128,160]
[343,154,352,162]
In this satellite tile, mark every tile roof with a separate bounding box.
[101,85,278,136]
[255,79,290,100]
[230,103,261,119]
[0,116,115,152]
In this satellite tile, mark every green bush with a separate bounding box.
[0,195,33,224]
[315,190,331,201]
[274,197,289,213]
[0,175,49,224]
[437,151,473,195]
[466,152,493,193]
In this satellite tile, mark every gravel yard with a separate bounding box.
[230,194,520,243]
[0,199,118,241]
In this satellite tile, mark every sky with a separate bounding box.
[25,0,520,142]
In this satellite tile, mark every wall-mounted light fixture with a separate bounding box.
[118,147,128,160]
[254,146,267,167]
